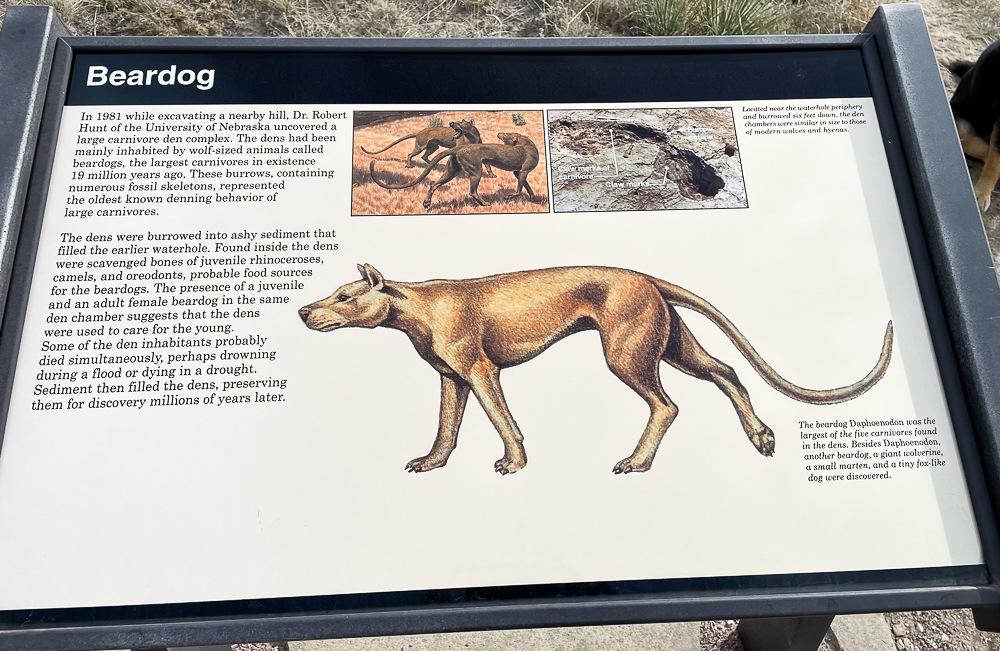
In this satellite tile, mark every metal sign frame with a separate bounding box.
[2,5,1000,650]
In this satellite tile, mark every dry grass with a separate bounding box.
[353,111,549,216]
[1,0,874,38]
[92,0,236,36]
[0,0,677,37]
[633,0,779,35]
[783,0,881,34]
[251,0,638,38]
[1,0,240,35]
[1,0,85,28]
[6,0,994,65]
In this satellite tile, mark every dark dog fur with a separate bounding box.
[950,40,1000,211]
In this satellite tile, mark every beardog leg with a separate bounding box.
[463,361,526,474]
[661,311,774,456]
[599,295,677,474]
[467,169,488,206]
[423,159,461,211]
[406,374,470,472]
[421,143,440,165]
[405,142,425,168]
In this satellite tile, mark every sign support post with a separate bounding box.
[738,615,836,651]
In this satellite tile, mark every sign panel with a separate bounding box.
[0,49,987,612]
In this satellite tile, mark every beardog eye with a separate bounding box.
[336,294,351,302]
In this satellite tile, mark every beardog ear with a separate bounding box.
[358,263,385,291]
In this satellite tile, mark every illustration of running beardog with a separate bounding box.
[370,133,540,211]
[299,265,893,475]
[361,118,496,178]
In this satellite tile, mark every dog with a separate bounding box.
[360,118,494,177]
[299,265,893,475]
[949,41,1000,211]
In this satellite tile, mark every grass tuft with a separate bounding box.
[783,0,879,34]
[634,0,779,35]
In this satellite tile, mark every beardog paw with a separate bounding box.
[612,457,652,474]
[749,427,775,456]
[494,456,525,475]
[405,456,447,472]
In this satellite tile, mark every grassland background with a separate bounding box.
[0,0,927,40]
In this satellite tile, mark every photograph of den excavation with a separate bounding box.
[352,110,550,215]
[548,108,748,212]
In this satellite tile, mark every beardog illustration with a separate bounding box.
[299,265,892,475]
[360,118,495,177]
[370,133,539,210]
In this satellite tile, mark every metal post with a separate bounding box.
[0,5,70,326]
[973,607,1000,632]
[738,615,835,651]
[864,4,1000,533]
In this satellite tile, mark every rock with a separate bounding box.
[896,638,906,650]
[916,623,924,633]
[893,623,907,637]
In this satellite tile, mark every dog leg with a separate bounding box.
[611,384,678,475]
[464,361,526,474]
[468,170,488,206]
[974,119,1000,211]
[501,171,534,201]
[421,143,439,165]
[662,314,774,456]
[406,374,470,473]
[500,173,521,200]
[520,173,535,198]
[600,303,677,473]
[423,160,461,211]
[957,118,990,161]
[484,163,497,179]
[405,143,424,168]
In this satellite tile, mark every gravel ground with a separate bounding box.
[231,616,1000,651]
[697,612,1000,650]
[886,611,1000,651]
[700,620,745,650]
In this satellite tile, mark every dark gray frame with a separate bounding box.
[2,4,1000,650]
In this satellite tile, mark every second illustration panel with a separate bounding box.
[548,108,747,212]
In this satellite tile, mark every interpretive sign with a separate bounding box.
[2,5,1000,651]
[2,88,980,606]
